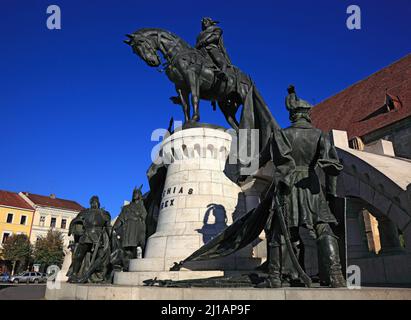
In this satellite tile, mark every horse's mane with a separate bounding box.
[132,28,192,49]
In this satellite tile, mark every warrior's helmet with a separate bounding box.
[89,195,100,208]
[201,17,219,30]
[132,185,144,201]
[286,85,312,123]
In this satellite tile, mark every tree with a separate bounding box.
[2,234,33,275]
[33,229,65,270]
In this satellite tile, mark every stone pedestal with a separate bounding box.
[114,126,260,285]
[46,282,411,300]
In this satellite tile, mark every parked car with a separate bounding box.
[0,272,10,282]
[9,272,47,284]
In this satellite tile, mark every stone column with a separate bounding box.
[130,126,249,272]
[363,211,381,253]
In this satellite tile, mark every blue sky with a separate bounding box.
[1,0,410,216]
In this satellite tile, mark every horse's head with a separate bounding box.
[124,32,161,67]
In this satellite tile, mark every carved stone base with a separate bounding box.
[46,283,411,300]
[130,126,261,275]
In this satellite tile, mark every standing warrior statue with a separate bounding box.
[168,86,346,289]
[195,17,232,80]
[111,186,148,271]
[257,86,346,288]
[67,196,111,283]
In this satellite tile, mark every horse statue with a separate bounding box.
[124,28,279,151]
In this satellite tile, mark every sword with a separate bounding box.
[271,192,312,288]
[89,232,103,267]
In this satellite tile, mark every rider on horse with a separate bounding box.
[196,17,232,80]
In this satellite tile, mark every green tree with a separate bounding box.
[2,234,33,275]
[33,229,65,270]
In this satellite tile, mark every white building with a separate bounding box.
[19,192,84,248]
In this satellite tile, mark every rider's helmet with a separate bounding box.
[201,17,219,30]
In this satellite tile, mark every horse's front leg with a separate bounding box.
[186,70,200,122]
[178,88,190,123]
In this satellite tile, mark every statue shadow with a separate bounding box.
[197,204,228,244]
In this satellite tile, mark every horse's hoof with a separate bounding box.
[191,115,200,122]
[170,96,182,105]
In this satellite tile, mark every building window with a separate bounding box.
[39,216,46,227]
[6,213,13,224]
[61,219,67,229]
[20,215,27,225]
[2,232,11,244]
[50,217,56,228]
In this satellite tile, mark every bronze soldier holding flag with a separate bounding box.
[257,85,346,288]
[167,86,346,289]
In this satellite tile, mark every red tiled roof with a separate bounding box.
[311,54,411,140]
[22,192,84,212]
[0,190,34,211]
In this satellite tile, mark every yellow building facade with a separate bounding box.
[0,190,35,255]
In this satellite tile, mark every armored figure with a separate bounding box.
[195,17,232,79]
[67,196,111,283]
[258,86,346,288]
[111,186,148,271]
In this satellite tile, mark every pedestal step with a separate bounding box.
[46,283,411,300]
[129,256,262,272]
[114,270,225,286]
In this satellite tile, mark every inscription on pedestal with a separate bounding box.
[160,185,194,209]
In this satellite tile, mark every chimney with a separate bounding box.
[50,194,56,199]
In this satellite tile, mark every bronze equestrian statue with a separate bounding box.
[124,20,278,152]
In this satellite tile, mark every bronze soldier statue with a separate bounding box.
[67,196,111,283]
[195,17,232,79]
[258,86,346,288]
[111,186,148,271]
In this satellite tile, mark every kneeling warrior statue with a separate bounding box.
[67,196,111,283]
[111,186,148,271]
[258,86,346,288]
